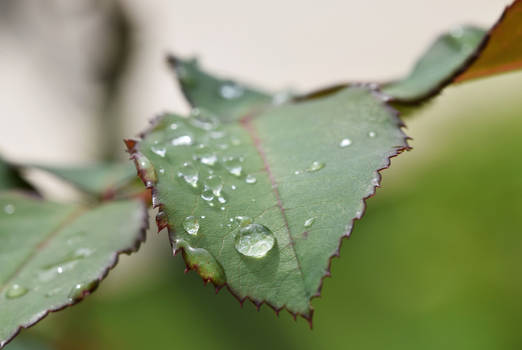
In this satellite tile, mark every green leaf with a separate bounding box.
[0,192,147,348]
[381,26,486,102]
[128,86,409,320]
[167,56,273,122]
[0,157,34,193]
[31,162,138,197]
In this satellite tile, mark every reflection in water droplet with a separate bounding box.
[172,135,193,146]
[304,217,315,228]
[339,138,352,148]
[245,174,257,184]
[4,204,15,215]
[190,108,219,130]
[204,175,223,196]
[220,83,244,99]
[234,216,252,227]
[368,131,376,138]
[235,224,276,258]
[178,162,199,188]
[194,145,217,166]
[183,216,199,236]
[307,161,325,172]
[201,189,214,201]
[223,157,242,177]
[6,284,28,299]
[151,146,167,157]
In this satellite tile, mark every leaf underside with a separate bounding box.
[129,83,409,320]
[0,192,147,348]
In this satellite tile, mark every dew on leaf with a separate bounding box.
[339,138,352,148]
[234,216,252,227]
[306,161,325,172]
[230,137,241,146]
[235,224,276,258]
[204,175,224,195]
[231,185,237,190]
[368,131,377,138]
[178,162,199,188]
[194,145,218,166]
[201,189,214,201]
[304,217,315,228]
[5,284,28,299]
[159,168,165,175]
[223,157,242,177]
[170,123,178,130]
[176,239,226,285]
[134,153,157,186]
[68,280,98,302]
[183,216,199,236]
[245,174,257,184]
[172,135,194,146]
[189,108,219,130]
[151,146,167,158]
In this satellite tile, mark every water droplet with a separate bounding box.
[200,189,213,201]
[5,284,28,299]
[45,287,62,297]
[210,130,226,139]
[220,206,225,211]
[203,175,222,196]
[368,131,377,138]
[306,161,325,172]
[176,239,226,285]
[172,135,193,146]
[183,216,199,236]
[230,137,241,146]
[200,215,206,219]
[218,143,229,150]
[151,146,167,157]
[234,224,276,258]
[234,216,252,227]
[220,83,244,99]
[178,162,199,188]
[68,280,98,302]
[339,138,352,148]
[134,153,157,186]
[4,204,15,215]
[189,108,219,130]
[294,170,302,175]
[159,168,165,175]
[170,123,178,130]
[304,217,315,228]
[194,145,218,166]
[217,196,227,204]
[245,174,257,184]
[223,157,242,177]
[231,185,237,190]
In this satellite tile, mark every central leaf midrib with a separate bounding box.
[0,205,90,293]
[239,115,308,297]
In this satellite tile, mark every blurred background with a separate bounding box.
[2,0,522,349]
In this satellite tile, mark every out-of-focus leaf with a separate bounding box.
[31,163,137,197]
[381,26,486,102]
[128,86,409,321]
[167,56,273,122]
[0,192,147,348]
[0,157,34,193]
[455,0,522,82]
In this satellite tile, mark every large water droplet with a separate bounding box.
[194,144,218,166]
[245,174,257,184]
[178,162,199,188]
[151,146,167,157]
[306,161,325,172]
[304,217,315,228]
[339,138,352,148]
[223,157,242,177]
[183,216,199,236]
[68,280,98,302]
[234,224,276,258]
[176,239,226,285]
[189,108,219,130]
[5,284,28,299]
[220,83,244,99]
[4,204,15,215]
[172,135,194,146]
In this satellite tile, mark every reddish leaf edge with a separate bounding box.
[0,195,149,349]
[125,85,411,328]
[295,0,519,106]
